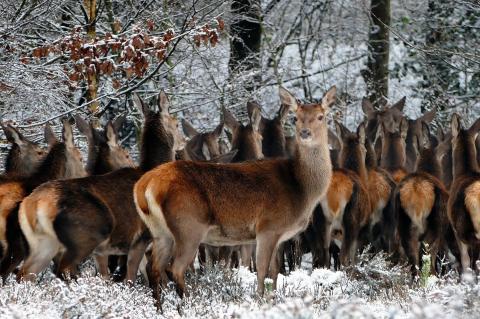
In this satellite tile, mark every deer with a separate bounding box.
[362,130,397,254]
[447,114,480,273]
[395,121,452,277]
[195,103,264,270]
[323,122,371,266]
[377,117,409,183]
[1,124,46,177]
[16,92,181,284]
[178,118,224,161]
[1,116,131,280]
[0,119,86,279]
[134,86,334,298]
[404,108,437,172]
[75,115,134,280]
[362,97,405,164]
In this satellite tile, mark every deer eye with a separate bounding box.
[318,115,324,121]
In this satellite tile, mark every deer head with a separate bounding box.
[223,104,263,161]
[1,124,46,176]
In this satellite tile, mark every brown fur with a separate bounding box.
[1,124,46,177]
[134,86,335,298]
[448,114,480,271]
[17,92,179,283]
[0,120,85,264]
[325,122,371,266]
[396,121,453,277]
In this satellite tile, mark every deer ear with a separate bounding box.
[250,107,262,132]
[357,122,366,146]
[436,126,445,142]
[451,113,461,139]
[112,114,126,134]
[361,98,375,117]
[74,115,93,141]
[399,118,408,140]
[421,107,436,123]
[421,121,431,148]
[277,104,290,124]
[213,120,224,138]
[279,87,298,112]
[322,85,336,112]
[391,96,406,112]
[328,128,341,150]
[374,122,385,145]
[62,118,75,148]
[133,93,149,116]
[158,90,170,115]
[223,107,239,132]
[44,123,57,145]
[201,142,211,161]
[212,149,238,163]
[3,124,24,145]
[334,121,346,141]
[181,119,198,138]
[468,117,480,135]
[435,139,451,161]
[413,135,421,156]
[105,121,118,147]
[247,101,261,120]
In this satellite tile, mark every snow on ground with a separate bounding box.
[0,252,479,318]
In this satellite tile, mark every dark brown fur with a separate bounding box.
[395,122,452,277]
[17,92,179,284]
[447,114,480,271]
[0,120,85,277]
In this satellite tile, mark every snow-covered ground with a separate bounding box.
[1,252,479,318]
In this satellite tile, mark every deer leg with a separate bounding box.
[150,235,174,291]
[402,228,420,278]
[170,232,204,298]
[255,232,280,296]
[94,254,109,279]
[125,239,149,283]
[459,241,471,273]
[240,244,254,270]
[17,237,60,282]
[323,222,333,268]
[269,243,281,291]
[429,241,440,276]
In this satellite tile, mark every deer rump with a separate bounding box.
[136,160,313,247]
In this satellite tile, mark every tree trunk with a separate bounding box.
[83,0,99,114]
[229,0,262,91]
[363,0,390,106]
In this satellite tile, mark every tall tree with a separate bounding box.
[363,0,390,106]
[229,0,262,92]
[83,0,99,113]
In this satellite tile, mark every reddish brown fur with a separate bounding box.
[135,86,335,298]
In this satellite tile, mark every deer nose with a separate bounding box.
[299,129,311,139]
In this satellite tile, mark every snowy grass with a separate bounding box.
[0,253,479,318]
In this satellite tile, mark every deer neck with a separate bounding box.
[27,143,67,190]
[365,140,378,169]
[140,118,175,172]
[416,149,441,178]
[293,129,332,201]
[453,137,479,179]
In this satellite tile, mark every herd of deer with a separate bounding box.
[0,86,479,305]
